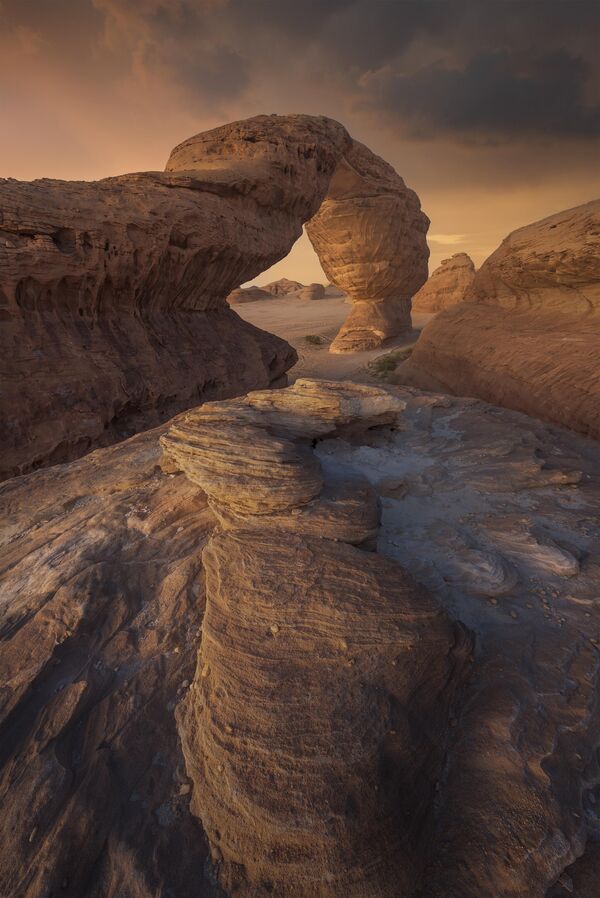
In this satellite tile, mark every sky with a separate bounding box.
[1,0,599,284]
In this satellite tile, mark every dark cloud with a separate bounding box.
[362,49,600,141]
[2,0,600,142]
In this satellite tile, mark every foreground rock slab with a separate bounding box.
[1,379,600,897]
[399,200,600,438]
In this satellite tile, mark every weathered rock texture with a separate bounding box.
[1,114,428,479]
[306,141,429,352]
[161,380,468,897]
[3,379,599,897]
[298,281,325,300]
[411,252,475,312]
[399,201,600,438]
[0,423,219,898]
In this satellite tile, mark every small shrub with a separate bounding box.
[369,344,415,379]
[304,334,324,346]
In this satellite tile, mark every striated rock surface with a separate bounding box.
[161,380,469,897]
[1,114,428,478]
[3,379,600,897]
[411,252,475,312]
[399,201,600,438]
[306,140,429,352]
[0,423,219,898]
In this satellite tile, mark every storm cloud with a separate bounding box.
[1,0,599,276]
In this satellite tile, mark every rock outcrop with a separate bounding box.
[226,285,272,303]
[1,114,428,478]
[411,252,475,312]
[262,277,304,296]
[399,201,600,438]
[161,380,469,897]
[0,422,218,898]
[306,140,429,352]
[298,281,325,300]
[2,379,600,897]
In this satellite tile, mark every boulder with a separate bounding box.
[398,200,600,438]
[411,252,475,312]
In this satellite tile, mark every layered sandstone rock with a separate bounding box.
[0,422,218,898]
[411,252,475,312]
[1,114,428,478]
[2,379,600,897]
[306,140,429,352]
[161,381,468,897]
[399,201,600,438]
[298,281,325,300]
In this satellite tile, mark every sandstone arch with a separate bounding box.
[0,114,428,479]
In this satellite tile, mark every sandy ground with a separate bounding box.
[234,294,434,382]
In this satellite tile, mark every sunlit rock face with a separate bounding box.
[412,252,475,313]
[399,200,600,439]
[306,141,429,352]
[1,114,427,479]
[2,379,600,897]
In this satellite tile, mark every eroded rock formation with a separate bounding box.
[298,281,325,300]
[399,201,600,438]
[0,422,218,898]
[3,378,599,897]
[306,141,429,352]
[226,285,271,303]
[1,114,428,478]
[161,381,468,897]
[411,252,475,312]
[261,277,304,296]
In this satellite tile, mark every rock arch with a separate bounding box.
[167,115,430,353]
[0,114,428,478]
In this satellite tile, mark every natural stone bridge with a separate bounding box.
[0,114,428,479]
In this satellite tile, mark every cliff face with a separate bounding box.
[398,201,600,438]
[411,252,475,312]
[1,114,429,479]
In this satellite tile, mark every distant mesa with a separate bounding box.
[298,282,326,300]
[227,285,272,304]
[228,279,330,303]
[262,277,304,296]
[412,252,475,313]
[398,199,600,439]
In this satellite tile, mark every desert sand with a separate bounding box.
[235,292,434,381]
